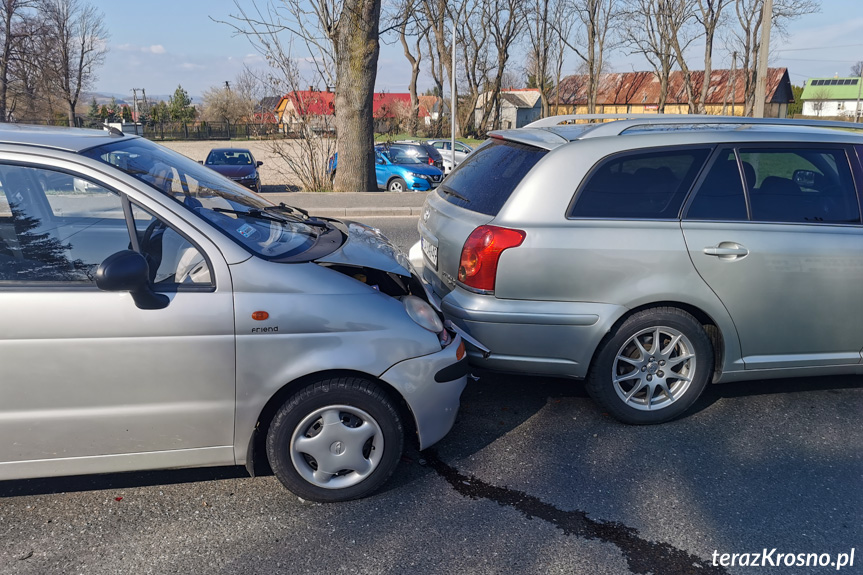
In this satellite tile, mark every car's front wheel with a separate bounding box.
[387,177,407,192]
[586,307,713,425]
[266,377,404,502]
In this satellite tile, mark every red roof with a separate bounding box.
[554,68,793,106]
[281,91,432,118]
[285,91,336,116]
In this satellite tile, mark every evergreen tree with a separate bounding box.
[86,99,101,127]
[168,85,196,122]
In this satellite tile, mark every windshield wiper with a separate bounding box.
[269,202,310,219]
[212,206,293,224]
[440,186,470,203]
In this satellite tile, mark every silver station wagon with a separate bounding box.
[414,115,863,425]
[0,125,468,502]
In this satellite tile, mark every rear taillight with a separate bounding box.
[428,157,434,165]
[458,225,525,292]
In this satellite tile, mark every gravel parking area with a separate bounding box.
[158,139,322,191]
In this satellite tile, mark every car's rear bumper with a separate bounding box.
[439,287,624,379]
[379,334,467,450]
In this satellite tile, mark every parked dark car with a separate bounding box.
[203,148,262,191]
[390,141,445,171]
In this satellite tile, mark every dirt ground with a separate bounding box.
[158,140,310,191]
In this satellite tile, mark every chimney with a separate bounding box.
[308,85,314,92]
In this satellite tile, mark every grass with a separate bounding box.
[374,132,485,147]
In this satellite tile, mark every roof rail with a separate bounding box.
[525,114,863,138]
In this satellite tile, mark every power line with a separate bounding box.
[775,43,863,52]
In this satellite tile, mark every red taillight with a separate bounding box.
[428,157,434,165]
[457,225,525,292]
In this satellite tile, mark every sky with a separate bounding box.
[90,0,863,102]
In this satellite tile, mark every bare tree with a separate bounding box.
[454,0,493,136]
[419,0,464,136]
[0,0,39,122]
[475,0,527,134]
[694,0,732,114]
[850,61,862,78]
[200,82,253,124]
[222,0,383,192]
[558,0,618,114]
[663,0,700,113]
[523,0,555,116]
[42,0,108,127]
[731,0,818,116]
[393,0,427,135]
[624,0,676,112]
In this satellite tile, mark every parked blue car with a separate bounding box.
[328,144,445,192]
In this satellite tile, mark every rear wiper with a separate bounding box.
[440,186,470,203]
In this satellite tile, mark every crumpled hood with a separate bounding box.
[315,220,413,277]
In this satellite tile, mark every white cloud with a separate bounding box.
[148,45,166,54]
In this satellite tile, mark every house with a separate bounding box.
[800,77,863,118]
[254,96,281,124]
[474,88,542,130]
[553,68,794,118]
[275,89,336,133]
[275,90,433,133]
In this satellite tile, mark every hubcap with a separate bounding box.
[611,326,696,411]
[391,180,404,192]
[290,405,383,490]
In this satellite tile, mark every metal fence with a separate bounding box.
[11,118,291,140]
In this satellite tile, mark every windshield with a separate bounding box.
[385,149,424,165]
[81,138,320,260]
[206,149,253,166]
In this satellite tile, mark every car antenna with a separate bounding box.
[102,123,124,137]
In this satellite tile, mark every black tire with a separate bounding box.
[266,377,404,502]
[387,177,407,192]
[586,307,713,425]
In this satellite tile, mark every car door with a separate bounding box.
[375,150,388,188]
[0,162,236,479]
[681,145,863,370]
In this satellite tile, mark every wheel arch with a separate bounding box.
[590,301,726,382]
[242,369,418,477]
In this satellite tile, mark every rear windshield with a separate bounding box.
[437,140,547,216]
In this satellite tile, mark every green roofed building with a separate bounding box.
[800,77,863,118]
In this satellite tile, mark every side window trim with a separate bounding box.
[735,143,861,226]
[128,200,216,293]
[566,144,714,221]
[682,146,752,222]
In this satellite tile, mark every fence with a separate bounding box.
[11,118,292,140]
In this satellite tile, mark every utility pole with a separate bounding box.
[131,88,144,134]
[450,12,456,166]
[855,65,862,123]
[730,51,737,116]
[753,0,773,118]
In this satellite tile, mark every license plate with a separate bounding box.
[421,236,438,270]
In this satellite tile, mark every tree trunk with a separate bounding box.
[333,0,381,193]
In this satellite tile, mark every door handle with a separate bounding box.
[703,243,749,259]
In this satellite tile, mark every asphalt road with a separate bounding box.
[1,216,861,575]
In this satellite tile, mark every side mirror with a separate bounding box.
[256,161,263,167]
[96,250,169,310]
[197,160,204,164]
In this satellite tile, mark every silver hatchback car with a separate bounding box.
[0,125,468,502]
[415,115,863,425]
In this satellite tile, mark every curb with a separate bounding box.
[309,206,425,218]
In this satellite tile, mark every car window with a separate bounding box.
[131,204,213,286]
[0,165,130,283]
[686,150,748,221]
[739,148,860,224]
[83,139,323,261]
[570,147,711,219]
[438,140,547,216]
